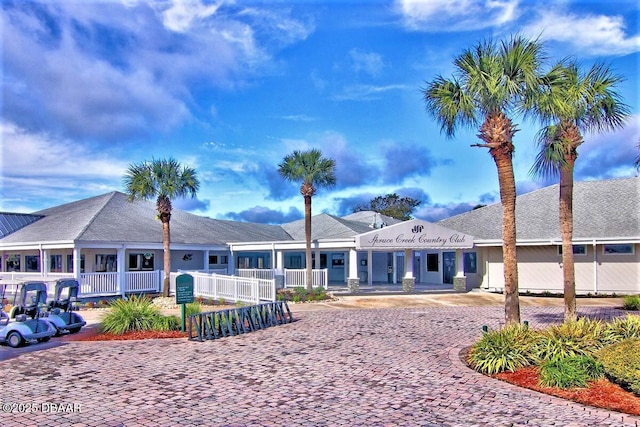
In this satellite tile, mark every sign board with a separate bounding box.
[175,274,194,305]
[355,219,474,250]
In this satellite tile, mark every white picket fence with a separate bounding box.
[0,268,326,300]
[235,268,328,289]
[170,271,276,303]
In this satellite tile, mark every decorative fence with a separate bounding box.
[284,269,328,289]
[188,301,293,342]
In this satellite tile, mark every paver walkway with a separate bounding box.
[1,304,639,427]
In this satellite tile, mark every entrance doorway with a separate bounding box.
[443,251,456,284]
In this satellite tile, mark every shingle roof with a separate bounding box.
[437,177,639,242]
[0,192,292,245]
[281,213,375,240]
[0,213,43,238]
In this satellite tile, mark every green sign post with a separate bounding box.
[175,274,194,332]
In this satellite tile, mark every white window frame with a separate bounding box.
[602,244,634,255]
[557,245,588,256]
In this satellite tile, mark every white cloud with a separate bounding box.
[333,84,408,101]
[397,0,520,31]
[349,49,385,77]
[161,0,222,32]
[522,11,640,56]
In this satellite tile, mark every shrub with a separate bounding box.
[152,314,180,331]
[596,338,640,396]
[101,295,161,335]
[603,314,640,344]
[468,324,536,374]
[185,302,202,317]
[539,355,604,389]
[623,295,640,311]
[531,318,606,362]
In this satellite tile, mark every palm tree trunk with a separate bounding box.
[162,219,171,297]
[493,148,520,325]
[304,194,313,292]
[560,155,577,322]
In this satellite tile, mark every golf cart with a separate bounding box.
[1,284,56,348]
[46,278,86,334]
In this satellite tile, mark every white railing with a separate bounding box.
[79,272,118,296]
[284,269,328,289]
[0,272,71,282]
[124,271,161,293]
[235,269,275,280]
[170,271,276,303]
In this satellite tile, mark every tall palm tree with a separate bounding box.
[278,149,336,291]
[635,140,640,171]
[529,61,629,322]
[123,158,200,297]
[423,36,544,325]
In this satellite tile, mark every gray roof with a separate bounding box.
[0,213,43,238]
[281,213,377,240]
[437,177,639,242]
[0,192,291,246]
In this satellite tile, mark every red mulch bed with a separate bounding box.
[61,327,188,342]
[494,366,640,416]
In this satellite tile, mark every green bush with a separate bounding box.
[596,338,640,396]
[531,317,605,362]
[185,302,202,317]
[539,355,604,389]
[622,295,640,311]
[468,324,536,374]
[101,295,180,335]
[603,314,640,344]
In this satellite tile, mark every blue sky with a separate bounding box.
[1,0,638,224]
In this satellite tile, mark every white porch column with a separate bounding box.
[276,251,284,274]
[117,247,126,297]
[73,248,81,280]
[228,250,235,275]
[347,249,359,292]
[453,249,467,291]
[314,248,321,269]
[204,250,210,273]
[367,250,373,286]
[392,253,398,284]
[402,249,415,292]
[42,249,50,276]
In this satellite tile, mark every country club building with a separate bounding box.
[0,177,638,299]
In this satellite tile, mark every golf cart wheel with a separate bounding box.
[38,336,51,343]
[7,331,23,348]
[68,327,82,334]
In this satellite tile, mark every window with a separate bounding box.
[25,255,40,272]
[209,255,229,265]
[558,245,587,255]
[426,253,439,272]
[464,252,477,274]
[50,255,63,272]
[5,254,20,272]
[96,254,117,272]
[129,253,154,271]
[331,253,344,268]
[603,244,634,255]
[66,254,85,273]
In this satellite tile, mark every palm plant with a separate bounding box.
[278,149,336,291]
[529,60,629,322]
[123,158,200,297]
[423,36,544,325]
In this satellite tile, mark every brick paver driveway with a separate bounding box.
[1,305,639,427]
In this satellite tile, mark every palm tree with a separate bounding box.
[423,36,544,325]
[123,158,200,297]
[278,149,336,291]
[635,140,640,171]
[529,60,629,322]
